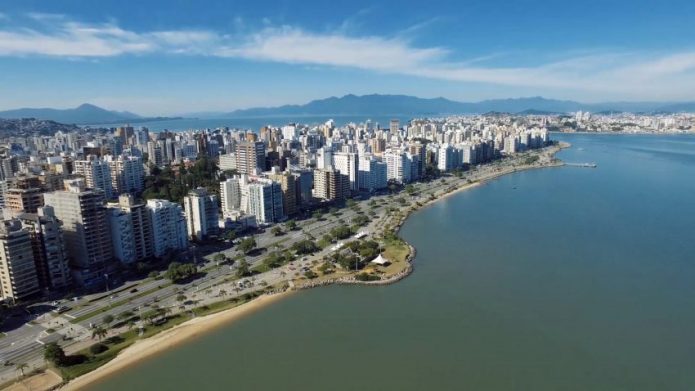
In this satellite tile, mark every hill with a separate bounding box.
[0,103,141,124]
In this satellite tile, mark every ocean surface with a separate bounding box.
[88,134,695,390]
[95,115,413,132]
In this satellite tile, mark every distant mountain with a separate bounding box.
[223,94,695,117]
[225,94,472,117]
[0,103,142,124]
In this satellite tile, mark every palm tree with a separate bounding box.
[91,326,108,342]
[15,362,28,379]
[163,307,173,320]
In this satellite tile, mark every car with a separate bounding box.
[53,305,70,314]
[129,288,139,293]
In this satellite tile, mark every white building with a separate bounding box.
[146,199,188,257]
[219,153,237,172]
[357,155,387,191]
[183,187,219,240]
[437,144,460,172]
[106,155,144,195]
[108,207,136,264]
[384,151,412,183]
[332,151,358,191]
[243,178,284,224]
[73,156,113,199]
[220,177,241,216]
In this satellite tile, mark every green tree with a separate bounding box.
[292,239,319,255]
[236,259,251,278]
[165,262,197,282]
[285,220,297,231]
[92,326,108,342]
[44,343,67,367]
[237,237,257,254]
[330,225,353,240]
[271,226,284,236]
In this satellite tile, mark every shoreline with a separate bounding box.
[60,291,292,390]
[53,143,568,390]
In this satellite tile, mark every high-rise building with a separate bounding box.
[146,199,188,258]
[384,151,412,183]
[43,179,111,287]
[220,177,242,216]
[437,144,460,172]
[147,141,163,166]
[390,119,400,133]
[107,207,136,264]
[219,153,237,172]
[291,169,313,207]
[73,156,113,200]
[235,141,266,174]
[332,152,358,192]
[117,195,153,262]
[358,155,388,192]
[313,169,349,201]
[0,157,15,180]
[0,180,9,208]
[0,219,40,301]
[241,177,285,224]
[267,168,298,216]
[183,188,219,241]
[5,187,44,214]
[106,155,145,195]
[17,206,72,291]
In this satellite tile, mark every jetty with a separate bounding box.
[566,162,597,168]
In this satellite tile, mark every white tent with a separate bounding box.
[370,254,391,266]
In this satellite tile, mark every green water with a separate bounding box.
[90,134,695,390]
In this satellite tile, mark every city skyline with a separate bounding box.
[2,0,695,114]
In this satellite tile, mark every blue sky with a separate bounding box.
[2,0,695,115]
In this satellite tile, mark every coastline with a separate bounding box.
[60,291,292,390]
[52,142,568,390]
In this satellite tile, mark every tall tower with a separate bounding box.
[43,179,111,287]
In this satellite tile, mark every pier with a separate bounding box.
[566,162,597,168]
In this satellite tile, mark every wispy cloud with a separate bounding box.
[2,14,695,99]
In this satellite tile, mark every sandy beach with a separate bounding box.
[60,292,292,390]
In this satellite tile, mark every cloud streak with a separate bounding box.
[2,15,695,99]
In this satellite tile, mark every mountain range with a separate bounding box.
[216,95,695,118]
[3,95,695,124]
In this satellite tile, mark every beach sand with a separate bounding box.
[2,370,62,391]
[61,292,292,390]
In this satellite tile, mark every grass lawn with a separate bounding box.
[382,239,410,263]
